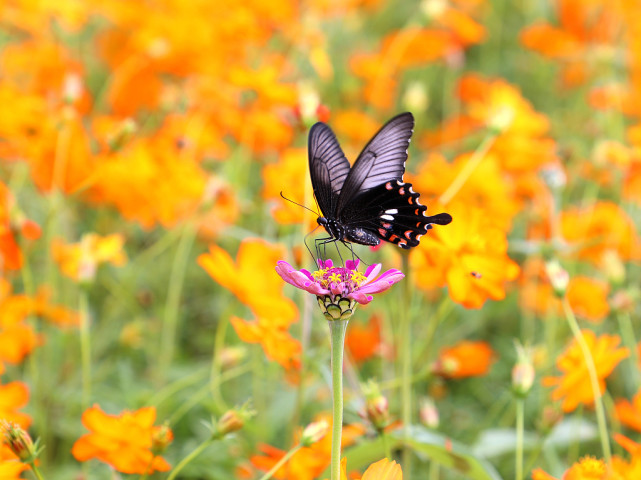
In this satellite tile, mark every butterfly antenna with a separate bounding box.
[279,191,320,216]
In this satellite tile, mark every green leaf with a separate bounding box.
[321,427,503,480]
[399,426,504,480]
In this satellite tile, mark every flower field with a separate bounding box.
[2,0,641,479]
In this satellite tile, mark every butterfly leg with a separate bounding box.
[342,241,370,267]
[314,237,336,264]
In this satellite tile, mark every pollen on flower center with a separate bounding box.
[311,265,366,290]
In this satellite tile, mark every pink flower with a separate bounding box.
[275,259,404,320]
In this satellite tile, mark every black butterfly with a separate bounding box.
[309,112,452,254]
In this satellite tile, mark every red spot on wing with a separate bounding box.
[399,187,405,195]
[385,182,393,190]
[379,228,388,236]
[404,230,413,239]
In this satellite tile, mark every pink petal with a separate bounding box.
[275,261,329,295]
[361,263,382,286]
[347,291,374,305]
[345,259,360,270]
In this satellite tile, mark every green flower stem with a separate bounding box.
[30,464,45,480]
[399,254,412,477]
[515,398,524,480]
[79,287,91,407]
[158,221,197,383]
[381,431,392,460]
[258,444,303,480]
[438,131,497,206]
[617,311,640,390]
[167,436,219,480]
[329,319,349,480]
[561,298,611,462]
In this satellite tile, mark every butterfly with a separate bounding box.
[308,112,452,253]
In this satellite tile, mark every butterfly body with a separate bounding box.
[309,112,452,251]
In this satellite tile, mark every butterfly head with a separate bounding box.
[317,216,328,227]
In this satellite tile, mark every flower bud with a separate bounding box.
[538,406,563,433]
[1,421,38,463]
[403,82,429,113]
[545,260,569,297]
[300,419,329,447]
[151,423,173,454]
[419,398,439,429]
[215,403,255,438]
[361,381,390,432]
[217,410,244,436]
[601,249,625,286]
[512,343,535,397]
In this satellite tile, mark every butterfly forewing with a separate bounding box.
[308,122,351,217]
[335,112,414,213]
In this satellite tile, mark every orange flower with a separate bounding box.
[52,233,127,282]
[198,239,298,323]
[615,388,641,433]
[519,262,610,322]
[71,405,172,475]
[543,330,628,412]
[337,458,402,480]
[359,458,402,480]
[230,316,301,371]
[532,456,608,480]
[88,136,209,229]
[251,414,364,480]
[0,444,28,480]
[423,74,559,177]
[0,382,31,428]
[0,181,41,272]
[521,0,623,88]
[411,202,520,309]
[561,201,641,265]
[345,314,384,364]
[407,152,518,232]
[567,277,610,323]
[433,341,495,379]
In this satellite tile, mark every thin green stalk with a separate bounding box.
[438,131,497,206]
[515,398,524,480]
[381,431,392,460]
[561,298,611,462]
[210,317,230,412]
[428,461,439,480]
[399,254,412,477]
[30,465,45,480]
[167,437,217,480]
[617,311,640,391]
[79,288,91,407]
[329,319,349,480]
[158,222,197,382]
[258,444,303,480]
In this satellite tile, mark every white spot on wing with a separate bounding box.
[385,209,398,214]
[381,214,394,221]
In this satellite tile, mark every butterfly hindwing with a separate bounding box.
[308,122,351,217]
[335,112,414,213]
[341,180,452,248]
